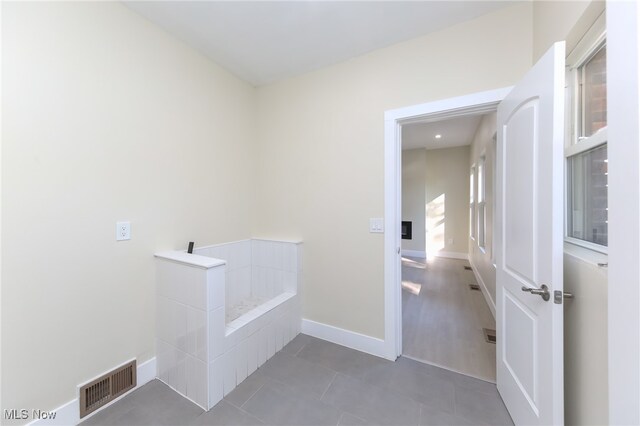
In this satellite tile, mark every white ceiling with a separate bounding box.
[123,1,518,86]
[402,114,485,151]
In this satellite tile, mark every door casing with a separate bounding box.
[383,87,512,359]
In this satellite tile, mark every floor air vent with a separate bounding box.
[79,360,136,418]
[469,284,480,291]
[464,266,472,271]
[483,328,497,344]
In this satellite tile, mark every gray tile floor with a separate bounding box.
[81,335,513,426]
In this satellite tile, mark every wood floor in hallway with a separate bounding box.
[402,256,496,382]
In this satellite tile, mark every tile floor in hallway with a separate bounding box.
[81,334,512,426]
[402,256,497,382]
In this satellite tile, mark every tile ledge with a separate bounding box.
[225,292,296,336]
[154,250,226,269]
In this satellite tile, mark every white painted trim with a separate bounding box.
[28,357,157,426]
[432,251,469,261]
[468,258,496,319]
[566,11,606,70]
[385,87,512,123]
[137,357,157,386]
[301,319,389,360]
[607,2,640,424]
[564,236,608,255]
[384,87,511,360]
[564,126,607,157]
[384,113,402,360]
[563,242,608,267]
[0,1,4,419]
[401,249,426,258]
[25,398,77,426]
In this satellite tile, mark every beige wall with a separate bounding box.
[401,149,427,254]
[564,247,608,425]
[468,113,497,310]
[253,3,533,338]
[425,147,470,256]
[401,146,470,257]
[2,1,256,417]
[532,0,592,62]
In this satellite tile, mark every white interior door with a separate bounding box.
[496,42,565,425]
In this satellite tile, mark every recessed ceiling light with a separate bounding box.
[435,134,442,139]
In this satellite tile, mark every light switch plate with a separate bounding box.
[116,221,131,241]
[369,218,384,233]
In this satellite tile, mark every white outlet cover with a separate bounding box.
[116,221,131,241]
[369,218,384,233]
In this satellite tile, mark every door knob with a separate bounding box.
[521,284,550,301]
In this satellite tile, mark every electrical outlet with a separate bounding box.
[116,221,131,241]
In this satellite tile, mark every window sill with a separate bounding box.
[564,241,608,267]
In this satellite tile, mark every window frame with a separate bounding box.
[477,155,486,252]
[491,133,497,267]
[565,13,608,254]
[470,164,476,241]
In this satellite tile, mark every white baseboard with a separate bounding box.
[301,319,390,360]
[25,398,78,426]
[468,259,496,319]
[433,251,469,261]
[28,357,157,426]
[401,249,426,258]
[136,357,157,386]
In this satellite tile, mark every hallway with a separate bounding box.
[402,256,496,382]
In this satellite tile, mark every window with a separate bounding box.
[566,17,607,252]
[491,133,497,265]
[567,144,608,246]
[470,165,476,240]
[478,157,486,250]
[579,45,607,138]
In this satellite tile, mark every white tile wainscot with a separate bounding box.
[154,239,302,411]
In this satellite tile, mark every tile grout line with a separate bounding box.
[417,403,425,426]
[238,382,266,409]
[224,400,265,424]
[319,371,338,401]
[258,371,330,402]
[293,340,309,356]
[337,410,368,426]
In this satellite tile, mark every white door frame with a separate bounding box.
[382,87,512,359]
[607,1,640,424]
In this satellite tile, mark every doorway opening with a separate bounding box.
[400,112,497,382]
[382,87,511,365]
